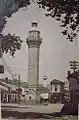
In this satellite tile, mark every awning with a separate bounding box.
[0,84,8,91]
[40,93,49,99]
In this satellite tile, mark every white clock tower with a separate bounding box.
[26,22,42,103]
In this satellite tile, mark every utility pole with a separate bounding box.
[0,35,1,119]
[18,74,20,103]
[70,60,79,72]
[0,34,3,119]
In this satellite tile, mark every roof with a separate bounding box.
[50,79,65,85]
[0,81,17,89]
[40,93,49,99]
[29,22,39,31]
[0,81,17,91]
[0,83,8,91]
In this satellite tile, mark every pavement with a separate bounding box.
[1,103,64,113]
[1,104,78,120]
[1,103,30,108]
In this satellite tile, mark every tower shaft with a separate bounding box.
[28,47,39,87]
[26,22,42,103]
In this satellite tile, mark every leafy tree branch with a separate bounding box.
[0,0,31,56]
[38,0,79,41]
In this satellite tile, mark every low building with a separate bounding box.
[24,88,38,104]
[0,79,25,103]
[0,78,28,103]
[24,85,49,104]
[0,82,9,103]
[0,81,19,103]
[49,79,65,103]
[40,93,49,103]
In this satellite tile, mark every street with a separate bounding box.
[2,103,63,113]
[1,104,78,120]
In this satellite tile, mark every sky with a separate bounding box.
[1,2,79,85]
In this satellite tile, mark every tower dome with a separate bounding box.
[30,21,39,31]
[27,22,42,46]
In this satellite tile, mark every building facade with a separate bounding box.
[49,79,65,103]
[0,79,26,103]
[0,82,20,103]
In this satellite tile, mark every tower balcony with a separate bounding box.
[26,39,42,47]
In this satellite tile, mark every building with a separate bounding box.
[39,84,49,103]
[49,79,65,103]
[0,81,19,103]
[26,22,42,103]
[40,93,49,103]
[0,82,9,103]
[0,78,27,103]
[0,78,28,88]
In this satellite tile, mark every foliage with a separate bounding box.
[0,0,31,31]
[1,0,79,46]
[0,33,22,56]
[38,0,79,41]
[0,0,31,56]
[15,0,30,8]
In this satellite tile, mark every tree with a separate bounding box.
[2,0,79,56]
[38,0,79,42]
[0,0,30,56]
[0,33,23,56]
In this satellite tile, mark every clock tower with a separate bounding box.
[26,22,42,103]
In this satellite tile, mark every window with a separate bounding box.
[55,84,58,92]
[29,96,32,101]
[0,65,4,73]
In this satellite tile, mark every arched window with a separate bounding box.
[29,96,32,101]
[55,84,58,92]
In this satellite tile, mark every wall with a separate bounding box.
[51,84,60,93]
[28,47,39,86]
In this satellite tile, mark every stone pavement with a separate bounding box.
[2,103,64,113]
[1,103,30,108]
[3,116,78,120]
[1,104,78,120]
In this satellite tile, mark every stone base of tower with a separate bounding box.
[25,85,40,104]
